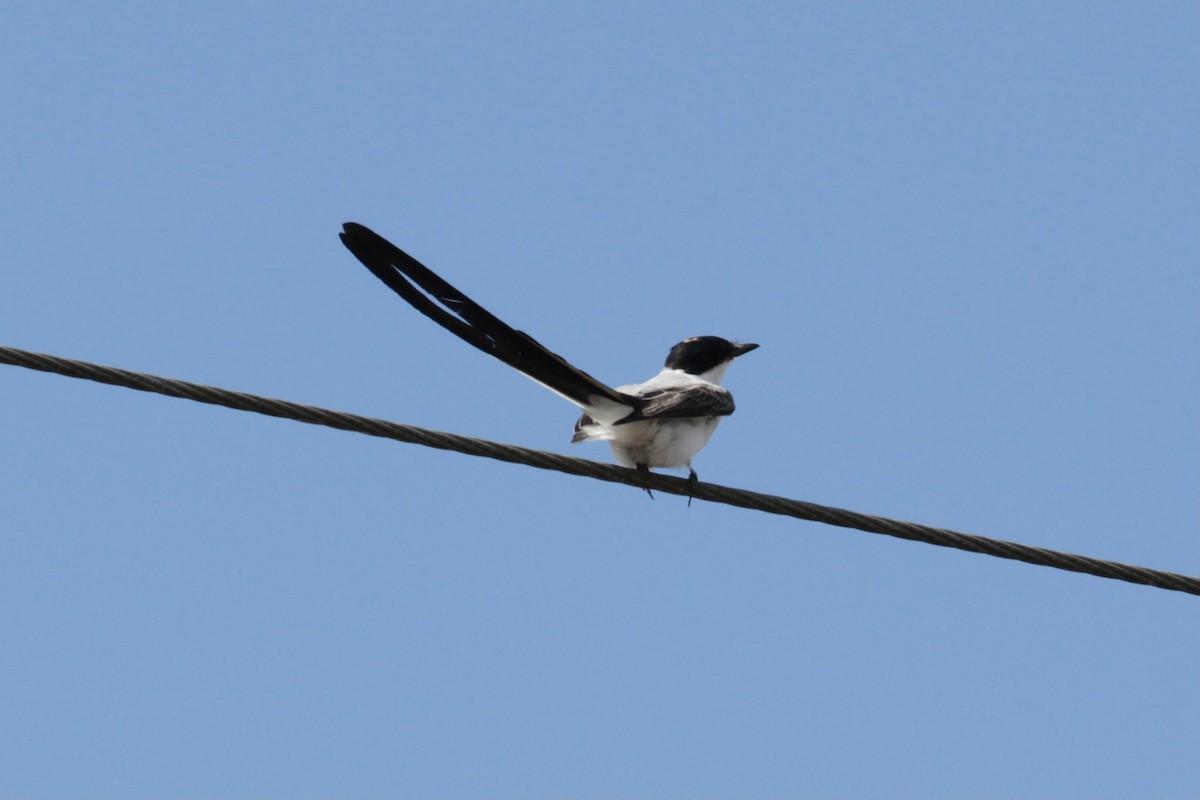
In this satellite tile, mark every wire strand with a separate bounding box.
[3,344,1197,597]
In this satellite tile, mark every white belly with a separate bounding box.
[607,417,721,469]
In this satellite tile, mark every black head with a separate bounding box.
[664,336,759,375]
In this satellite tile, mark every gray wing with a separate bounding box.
[615,384,735,424]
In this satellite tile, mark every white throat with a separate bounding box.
[694,360,732,385]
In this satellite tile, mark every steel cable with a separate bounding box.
[3,345,1196,596]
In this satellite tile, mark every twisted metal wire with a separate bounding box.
[3,344,1197,596]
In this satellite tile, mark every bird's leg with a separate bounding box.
[636,463,654,499]
[687,468,698,507]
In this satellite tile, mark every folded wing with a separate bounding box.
[618,384,735,424]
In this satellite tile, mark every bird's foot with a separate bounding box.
[636,463,654,500]
[687,468,698,507]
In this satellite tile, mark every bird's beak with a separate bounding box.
[733,343,760,357]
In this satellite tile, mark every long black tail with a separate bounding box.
[339,222,635,418]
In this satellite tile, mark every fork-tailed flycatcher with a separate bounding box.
[339,222,757,492]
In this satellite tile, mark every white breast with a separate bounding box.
[606,416,721,469]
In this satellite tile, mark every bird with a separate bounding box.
[338,222,757,497]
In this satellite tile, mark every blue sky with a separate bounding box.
[3,2,1197,797]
